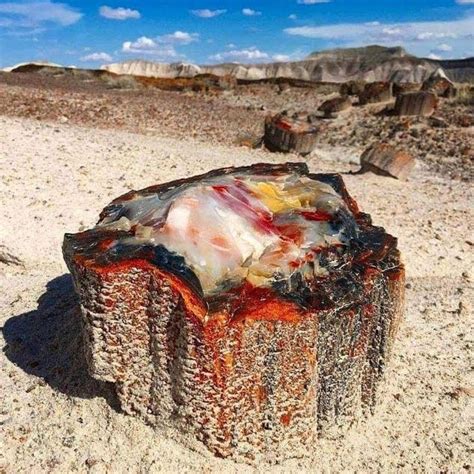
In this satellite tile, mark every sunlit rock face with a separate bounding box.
[97,166,357,295]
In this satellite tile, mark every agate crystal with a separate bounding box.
[63,163,404,462]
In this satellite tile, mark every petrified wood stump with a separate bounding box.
[264,114,319,155]
[63,163,405,463]
[394,91,437,117]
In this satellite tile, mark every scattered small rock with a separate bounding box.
[0,245,24,267]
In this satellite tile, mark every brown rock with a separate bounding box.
[360,142,415,179]
[428,116,448,128]
[393,91,438,117]
[318,96,352,118]
[358,82,393,105]
[456,114,474,128]
[264,113,320,154]
[0,245,24,266]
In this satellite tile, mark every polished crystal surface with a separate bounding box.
[97,169,355,294]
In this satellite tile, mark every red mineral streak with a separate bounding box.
[275,119,292,131]
[299,210,333,221]
[230,285,305,324]
[280,413,292,426]
[276,223,304,244]
[212,183,278,235]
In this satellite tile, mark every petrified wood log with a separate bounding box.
[422,76,457,98]
[318,96,352,118]
[393,82,420,97]
[358,81,393,105]
[360,142,415,180]
[63,163,405,463]
[264,114,319,155]
[340,80,366,97]
[393,91,437,117]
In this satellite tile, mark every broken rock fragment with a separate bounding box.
[360,142,415,180]
[63,163,405,462]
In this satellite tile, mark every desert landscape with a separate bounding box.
[1,41,473,472]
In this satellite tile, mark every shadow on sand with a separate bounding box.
[2,274,119,409]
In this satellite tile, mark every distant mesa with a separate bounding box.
[5,46,474,83]
[101,46,474,83]
[2,61,62,72]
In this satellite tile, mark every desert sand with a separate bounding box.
[1,115,473,472]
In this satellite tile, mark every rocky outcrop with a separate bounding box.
[101,46,452,83]
[8,47,473,85]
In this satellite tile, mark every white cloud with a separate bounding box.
[0,1,82,28]
[284,15,474,44]
[121,30,198,59]
[210,46,269,62]
[191,9,226,18]
[242,8,261,16]
[99,6,140,20]
[416,32,456,40]
[159,31,198,44]
[284,15,474,59]
[428,53,442,60]
[434,43,453,52]
[382,27,402,36]
[456,0,474,4]
[122,36,179,59]
[289,14,297,20]
[273,54,291,61]
[81,52,113,62]
[297,0,331,4]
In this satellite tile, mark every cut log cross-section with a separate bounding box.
[360,142,415,180]
[394,91,438,117]
[264,114,320,155]
[63,163,405,463]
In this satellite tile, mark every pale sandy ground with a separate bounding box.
[0,116,473,473]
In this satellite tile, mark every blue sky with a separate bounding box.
[0,0,473,68]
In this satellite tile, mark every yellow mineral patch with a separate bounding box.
[252,182,302,213]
